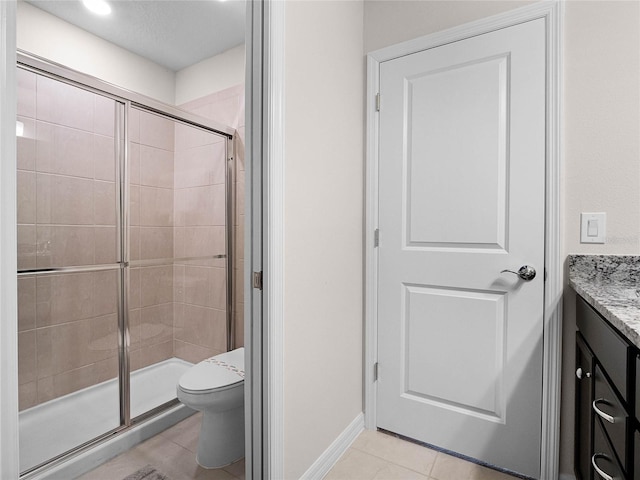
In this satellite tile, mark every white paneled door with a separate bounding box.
[376,19,546,478]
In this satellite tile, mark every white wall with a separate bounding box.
[17,1,176,104]
[17,2,245,109]
[364,0,640,477]
[563,0,640,255]
[561,1,640,477]
[175,44,245,105]
[283,1,365,478]
[364,0,537,52]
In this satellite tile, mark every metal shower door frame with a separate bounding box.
[15,51,237,477]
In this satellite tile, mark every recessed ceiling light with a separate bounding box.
[82,0,111,16]
[16,121,24,137]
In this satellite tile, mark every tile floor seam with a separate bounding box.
[347,445,393,464]
[162,435,195,455]
[389,457,435,478]
[348,445,436,478]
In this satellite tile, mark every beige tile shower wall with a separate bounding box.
[17,69,118,272]
[17,69,121,411]
[179,84,245,351]
[129,108,176,372]
[17,70,240,410]
[18,271,120,411]
[172,121,228,363]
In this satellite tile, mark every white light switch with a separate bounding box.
[581,213,606,244]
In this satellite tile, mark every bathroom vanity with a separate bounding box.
[570,256,640,480]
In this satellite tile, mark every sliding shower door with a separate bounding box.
[16,58,234,476]
[16,67,124,473]
[128,107,231,418]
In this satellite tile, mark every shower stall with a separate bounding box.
[16,53,237,476]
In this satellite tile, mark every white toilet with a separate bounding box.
[177,347,245,468]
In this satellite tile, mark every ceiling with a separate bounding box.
[24,0,246,71]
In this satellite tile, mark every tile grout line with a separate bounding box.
[161,433,197,456]
[347,444,434,479]
[165,415,243,469]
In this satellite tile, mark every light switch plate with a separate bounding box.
[581,212,606,244]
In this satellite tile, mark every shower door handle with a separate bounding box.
[500,265,536,281]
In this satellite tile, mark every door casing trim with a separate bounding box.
[262,1,286,478]
[364,2,563,478]
[0,1,19,478]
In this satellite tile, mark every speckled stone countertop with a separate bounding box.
[569,255,640,349]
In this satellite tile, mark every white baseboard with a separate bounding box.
[300,413,365,480]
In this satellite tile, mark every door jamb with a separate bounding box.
[364,2,564,478]
[0,1,19,478]
[0,0,278,477]
[245,1,263,477]
[246,0,285,478]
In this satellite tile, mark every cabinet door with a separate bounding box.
[636,356,640,480]
[577,333,595,480]
[593,419,625,480]
[594,364,628,471]
[577,297,629,399]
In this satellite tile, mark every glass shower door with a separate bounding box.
[128,106,230,418]
[16,67,123,473]
[15,62,234,475]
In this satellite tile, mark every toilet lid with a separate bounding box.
[178,347,245,393]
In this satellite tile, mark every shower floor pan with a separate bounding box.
[19,357,193,474]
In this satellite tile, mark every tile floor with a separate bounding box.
[77,413,245,480]
[325,430,520,480]
[78,414,520,480]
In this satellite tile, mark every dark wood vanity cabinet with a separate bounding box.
[576,333,594,480]
[575,296,637,480]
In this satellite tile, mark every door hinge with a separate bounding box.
[375,93,381,112]
[374,229,380,247]
[253,271,263,290]
[374,362,379,381]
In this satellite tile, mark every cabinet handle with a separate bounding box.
[593,399,616,424]
[591,453,615,480]
[576,367,591,379]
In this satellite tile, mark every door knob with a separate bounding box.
[501,265,536,281]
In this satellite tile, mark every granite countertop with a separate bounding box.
[569,255,640,349]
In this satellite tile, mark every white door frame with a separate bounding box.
[0,0,279,477]
[0,1,19,478]
[364,2,564,478]
[246,0,286,478]
[245,1,265,477]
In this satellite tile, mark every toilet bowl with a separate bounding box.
[177,347,245,469]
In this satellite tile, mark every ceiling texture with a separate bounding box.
[24,0,246,71]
